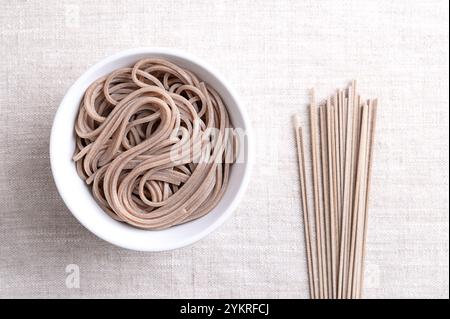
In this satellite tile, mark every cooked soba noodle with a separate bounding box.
[73,58,236,229]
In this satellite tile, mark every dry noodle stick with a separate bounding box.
[351,103,369,298]
[335,93,343,299]
[334,103,342,298]
[338,91,347,297]
[358,100,378,298]
[346,103,359,298]
[330,102,340,287]
[309,91,326,298]
[345,87,356,299]
[343,87,353,299]
[326,98,337,298]
[340,92,347,249]
[294,122,317,299]
[319,106,333,298]
[348,99,365,298]
[355,101,372,298]
[345,86,355,300]
[309,90,324,298]
[339,91,346,193]
[343,92,352,298]
[317,104,329,299]
[346,83,361,298]
[342,94,348,181]
[337,92,342,192]
[337,88,354,299]
[354,101,372,298]
[318,108,329,300]
[334,93,342,242]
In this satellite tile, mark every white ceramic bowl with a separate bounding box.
[50,48,253,251]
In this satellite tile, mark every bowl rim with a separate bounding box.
[49,47,253,251]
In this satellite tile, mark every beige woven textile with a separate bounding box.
[0,0,448,298]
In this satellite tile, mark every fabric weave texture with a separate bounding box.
[0,0,448,298]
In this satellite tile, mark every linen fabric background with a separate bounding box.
[0,0,448,298]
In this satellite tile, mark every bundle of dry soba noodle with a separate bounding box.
[294,81,378,299]
[73,58,237,229]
